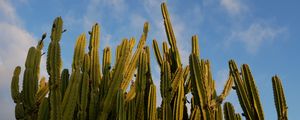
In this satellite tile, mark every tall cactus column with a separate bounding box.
[47,17,63,120]
[272,76,288,120]
[229,60,265,120]
[88,23,101,120]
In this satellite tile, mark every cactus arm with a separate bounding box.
[223,102,236,120]
[235,114,242,120]
[72,34,86,70]
[161,3,182,69]
[61,33,86,120]
[153,39,163,67]
[98,40,130,120]
[15,102,25,119]
[170,67,183,98]
[241,64,264,119]
[121,22,149,90]
[37,98,50,120]
[61,70,82,119]
[215,104,223,120]
[173,78,184,120]
[11,66,21,103]
[116,89,126,120]
[47,17,63,120]
[160,60,173,120]
[147,84,157,120]
[79,54,90,120]
[229,60,254,120]
[189,54,208,119]
[99,47,111,101]
[36,77,49,105]
[272,75,288,120]
[23,46,41,114]
[89,23,101,89]
[60,69,69,99]
[192,35,200,57]
[135,52,148,120]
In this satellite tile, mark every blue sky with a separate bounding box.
[0,0,299,119]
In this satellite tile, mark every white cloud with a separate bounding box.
[0,0,20,24]
[0,0,47,119]
[0,25,26,120]
[228,23,286,54]
[220,0,246,15]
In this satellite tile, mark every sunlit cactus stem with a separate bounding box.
[229,60,264,120]
[272,75,288,120]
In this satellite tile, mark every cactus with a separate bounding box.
[99,40,131,119]
[161,3,182,70]
[10,2,289,120]
[37,98,50,120]
[223,102,241,120]
[11,66,21,103]
[61,33,86,120]
[147,84,157,120]
[36,77,49,105]
[272,75,288,120]
[88,23,101,120]
[60,69,69,99]
[47,17,63,120]
[120,22,149,90]
[229,61,264,120]
[78,54,90,120]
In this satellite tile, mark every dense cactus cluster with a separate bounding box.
[10,2,288,120]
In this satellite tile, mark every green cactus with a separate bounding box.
[223,102,241,120]
[272,75,288,120]
[229,60,264,120]
[99,40,131,120]
[60,69,69,99]
[36,77,49,105]
[10,2,289,120]
[120,22,149,90]
[61,33,86,120]
[161,3,182,70]
[11,66,21,103]
[116,89,126,120]
[147,84,157,120]
[47,17,63,120]
[79,54,90,120]
[88,23,101,120]
[37,98,50,120]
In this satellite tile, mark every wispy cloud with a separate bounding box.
[228,23,286,54]
[0,0,47,119]
[220,0,247,15]
[0,0,20,24]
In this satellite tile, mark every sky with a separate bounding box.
[0,0,299,119]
